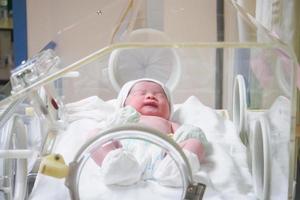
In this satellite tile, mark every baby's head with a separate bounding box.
[117,79,172,119]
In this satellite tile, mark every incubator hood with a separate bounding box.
[0,0,298,199]
[0,0,297,106]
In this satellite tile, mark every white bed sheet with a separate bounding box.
[29,96,256,200]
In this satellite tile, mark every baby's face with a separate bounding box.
[125,81,170,119]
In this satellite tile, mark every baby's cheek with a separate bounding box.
[125,97,143,111]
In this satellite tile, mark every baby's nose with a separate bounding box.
[145,93,155,99]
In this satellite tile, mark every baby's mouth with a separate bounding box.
[143,101,158,108]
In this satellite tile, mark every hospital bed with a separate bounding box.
[0,0,298,199]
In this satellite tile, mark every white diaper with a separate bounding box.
[101,148,142,186]
[153,149,200,187]
[100,128,205,187]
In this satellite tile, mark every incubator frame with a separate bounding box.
[64,124,206,200]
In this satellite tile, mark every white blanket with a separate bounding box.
[29,96,255,200]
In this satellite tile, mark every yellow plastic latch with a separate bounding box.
[25,107,35,117]
[39,154,69,179]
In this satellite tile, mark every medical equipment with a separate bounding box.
[108,28,182,92]
[48,124,206,200]
[0,0,298,199]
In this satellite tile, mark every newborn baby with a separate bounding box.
[124,80,205,161]
[91,78,208,186]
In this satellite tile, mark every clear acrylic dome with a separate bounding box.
[0,0,298,200]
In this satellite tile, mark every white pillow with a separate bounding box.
[65,96,116,123]
[172,96,232,142]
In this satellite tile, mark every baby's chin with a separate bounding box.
[140,107,167,119]
[140,106,158,113]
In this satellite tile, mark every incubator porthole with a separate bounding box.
[233,75,247,144]
[108,28,181,92]
[252,117,270,200]
[67,125,194,200]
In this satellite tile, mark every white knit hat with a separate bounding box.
[117,78,173,118]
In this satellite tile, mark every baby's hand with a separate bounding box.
[105,106,140,127]
[91,140,122,166]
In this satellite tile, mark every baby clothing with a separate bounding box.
[98,106,208,187]
[101,148,143,186]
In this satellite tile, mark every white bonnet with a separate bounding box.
[117,78,173,118]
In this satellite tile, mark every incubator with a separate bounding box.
[0,0,298,199]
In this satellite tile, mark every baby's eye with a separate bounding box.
[155,92,166,98]
[131,90,146,96]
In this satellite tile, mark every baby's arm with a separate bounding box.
[86,128,142,186]
[88,106,140,166]
[91,140,122,166]
[86,128,122,166]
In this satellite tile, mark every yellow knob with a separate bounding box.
[39,154,69,179]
